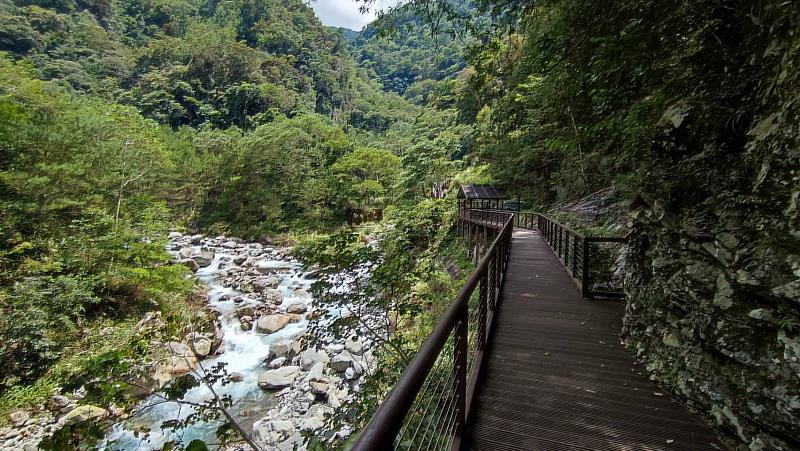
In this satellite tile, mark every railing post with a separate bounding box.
[453,307,468,447]
[582,238,590,299]
[478,270,488,349]
[572,235,579,276]
[557,227,562,258]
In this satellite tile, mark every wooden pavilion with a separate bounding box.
[457,184,509,210]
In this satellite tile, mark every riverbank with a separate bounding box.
[0,231,379,450]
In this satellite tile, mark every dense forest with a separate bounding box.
[1,0,798,449]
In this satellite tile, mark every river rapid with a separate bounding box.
[103,233,376,450]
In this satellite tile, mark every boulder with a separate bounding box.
[310,381,329,397]
[258,366,300,390]
[233,255,247,265]
[330,352,354,372]
[345,337,363,355]
[179,247,193,259]
[256,314,291,334]
[263,289,283,305]
[305,362,324,381]
[268,342,291,359]
[179,258,199,272]
[189,337,212,357]
[135,311,164,333]
[301,406,327,431]
[9,410,29,427]
[60,405,108,426]
[194,248,215,267]
[285,302,307,314]
[190,234,203,244]
[300,349,330,370]
[269,357,287,368]
[48,395,71,411]
[167,341,193,357]
[168,231,183,240]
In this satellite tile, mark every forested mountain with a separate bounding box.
[1,0,359,127]
[350,2,471,100]
[0,0,474,445]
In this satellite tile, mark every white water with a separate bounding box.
[103,248,316,450]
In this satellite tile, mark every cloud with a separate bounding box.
[310,0,398,31]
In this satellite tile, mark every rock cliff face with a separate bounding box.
[623,12,800,450]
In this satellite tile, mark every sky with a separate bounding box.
[310,0,399,31]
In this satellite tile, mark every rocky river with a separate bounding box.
[0,232,379,451]
[105,233,378,450]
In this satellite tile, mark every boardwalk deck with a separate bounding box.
[468,229,723,451]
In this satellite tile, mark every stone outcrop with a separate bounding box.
[623,35,800,450]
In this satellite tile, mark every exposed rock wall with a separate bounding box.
[623,6,800,450]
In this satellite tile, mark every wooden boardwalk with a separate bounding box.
[468,229,723,451]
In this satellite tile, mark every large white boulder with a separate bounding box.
[300,348,330,370]
[256,314,291,334]
[258,366,300,390]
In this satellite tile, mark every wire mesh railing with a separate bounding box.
[534,214,627,299]
[352,209,513,451]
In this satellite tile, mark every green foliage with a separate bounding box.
[0,56,193,392]
[296,200,471,446]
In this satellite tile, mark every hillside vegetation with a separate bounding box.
[0,0,478,444]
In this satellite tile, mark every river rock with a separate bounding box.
[256,314,291,334]
[9,411,29,427]
[345,337,363,355]
[228,372,245,382]
[285,302,307,314]
[301,405,328,431]
[269,357,287,368]
[168,231,182,240]
[310,381,329,397]
[167,341,193,357]
[193,248,215,267]
[233,255,247,265]
[179,258,199,272]
[179,247,193,259]
[300,349,330,370]
[59,405,108,426]
[263,288,283,305]
[258,366,300,390]
[189,336,212,357]
[190,234,203,244]
[305,362,324,381]
[330,352,353,372]
[48,395,70,411]
[269,342,291,359]
[135,311,164,333]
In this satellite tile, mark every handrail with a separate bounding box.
[471,209,627,299]
[352,209,514,451]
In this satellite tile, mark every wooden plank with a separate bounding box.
[467,230,726,450]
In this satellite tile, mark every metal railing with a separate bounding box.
[352,209,514,451]
[532,214,627,299]
[472,210,627,299]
